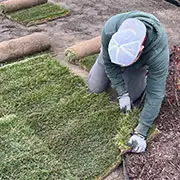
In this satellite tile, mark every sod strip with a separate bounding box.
[0,54,139,179]
[7,3,69,26]
[80,54,98,72]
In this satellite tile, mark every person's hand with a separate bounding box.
[128,133,146,153]
[118,93,131,113]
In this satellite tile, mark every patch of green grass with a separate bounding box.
[7,3,69,26]
[114,110,140,150]
[80,54,98,72]
[0,54,139,179]
[0,114,66,179]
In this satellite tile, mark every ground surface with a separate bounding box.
[0,0,180,179]
[126,47,180,180]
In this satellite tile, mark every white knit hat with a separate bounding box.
[108,18,146,66]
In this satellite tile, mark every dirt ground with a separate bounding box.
[0,0,180,179]
[126,47,180,180]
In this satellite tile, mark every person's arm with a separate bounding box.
[101,28,128,96]
[135,46,169,136]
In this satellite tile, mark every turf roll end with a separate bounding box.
[64,48,79,64]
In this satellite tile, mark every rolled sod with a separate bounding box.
[0,0,47,13]
[0,32,51,63]
[6,3,69,26]
[0,54,141,179]
[64,36,101,64]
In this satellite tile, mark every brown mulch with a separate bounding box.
[126,46,180,180]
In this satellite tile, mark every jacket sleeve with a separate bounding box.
[101,28,128,96]
[135,46,169,136]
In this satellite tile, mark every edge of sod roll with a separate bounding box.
[64,48,80,64]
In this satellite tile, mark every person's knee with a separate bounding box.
[88,87,104,94]
[88,69,109,94]
[87,52,109,93]
[88,76,105,93]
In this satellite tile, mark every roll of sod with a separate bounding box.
[64,36,101,64]
[0,0,48,13]
[0,32,51,62]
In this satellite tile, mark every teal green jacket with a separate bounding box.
[101,11,169,136]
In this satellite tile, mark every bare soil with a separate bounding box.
[0,0,180,179]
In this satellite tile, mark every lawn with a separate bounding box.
[79,54,98,72]
[0,54,139,179]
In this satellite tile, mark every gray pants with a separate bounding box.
[88,49,147,101]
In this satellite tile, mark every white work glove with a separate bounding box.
[118,93,131,113]
[128,133,147,153]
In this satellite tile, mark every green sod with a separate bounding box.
[80,54,98,72]
[7,3,69,26]
[0,54,139,179]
